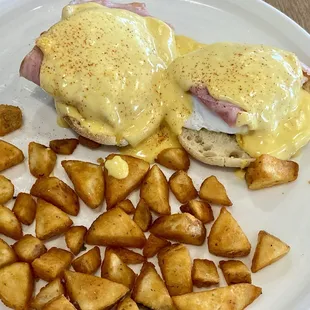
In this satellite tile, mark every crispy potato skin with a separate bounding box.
[105,247,145,265]
[180,200,214,224]
[143,234,171,258]
[0,105,22,136]
[133,199,152,232]
[155,148,190,171]
[192,259,219,288]
[0,204,23,240]
[12,193,37,225]
[219,260,251,285]
[65,226,87,256]
[117,297,139,310]
[78,135,101,149]
[0,175,14,204]
[0,238,17,269]
[49,138,79,155]
[0,140,24,172]
[42,295,76,310]
[72,246,101,274]
[116,199,135,214]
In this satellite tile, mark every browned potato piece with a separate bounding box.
[155,147,190,171]
[78,135,101,149]
[192,259,219,288]
[0,204,23,239]
[101,250,136,289]
[86,207,146,248]
[245,154,299,190]
[36,199,73,240]
[0,140,24,172]
[106,247,145,265]
[140,165,170,215]
[0,105,22,136]
[219,260,251,285]
[133,198,152,232]
[12,192,37,225]
[105,154,149,209]
[180,200,214,224]
[132,262,175,310]
[251,230,290,273]
[115,199,135,214]
[117,297,139,310]
[65,226,87,255]
[62,160,104,209]
[208,207,251,257]
[72,246,101,274]
[49,138,79,155]
[0,175,14,204]
[0,262,34,310]
[32,247,73,282]
[13,234,47,263]
[30,177,80,216]
[172,284,262,310]
[0,238,17,268]
[169,170,197,203]
[143,233,171,258]
[31,278,65,310]
[199,175,232,206]
[150,213,206,245]
[42,295,76,310]
[64,270,129,309]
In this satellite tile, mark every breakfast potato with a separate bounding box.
[30,176,80,216]
[0,175,14,204]
[32,247,73,282]
[42,295,76,310]
[155,147,190,171]
[150,213,206,245]
[28,142,57,178]
[36,199,73,240]
[72,246,101,274]
[0,238,17,268]
[115,199,135,214]
[208,207,251,257]
[49,138,79,155]
[31,278,65,310]
[172,284,262,310]
[86,207,146,248]
[140,165,170,215]
[65,226,87,255]
[105,154,150,209]
[0,105,22,136]
[12,192,37,225]
[143,233,171,258]
[64,270,129,309]
[106,247,145,265]
[133,198,152,232]
[13,234,47,263]
[251,230,290,273]
[117,297,139,310]
[101,250,136,289]
[0,140,24,172]
[169,170,197,203]
[132,262,175,310]
[0,204,23,240]
[78,135,101,149]
[62,160,104,209]
[158,244,193,296]
[192,259,219,288]
[0,262,34,310]
[219,260,251,285]
[199,175,232,206]
[245,154,299,190]
[180,200,214,224]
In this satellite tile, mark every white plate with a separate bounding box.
[0,0,310,309]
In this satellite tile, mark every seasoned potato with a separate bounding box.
[169,170,197,203]
[158,244,193,296]
[192,259,219,288]
[62,160,104,209]
[143,233,171,258]
[30,177,80,216]
[208,207,251,257]
[0,204,23,240]
[36,199,73,240]
[155,147,190,171]
[245,154,299,190]
[0,175,14,204]
[13,234,47,263]
[72,246,101,274]
[32,247,73,282]
[42,295,76,310]
[133,199,152,232]
[132,262,175,310]
[117,297,139,310]
[78,135,101,149]
[251,230,290,273]
[64,270,129,309]
[219,260,251,285]
[115,199,135,214]
[65,226,87,255]
[49,138,79,155]
[180,200,214,224]
[0,238,17,268]
[140,165,170,215]
[0,140,24,172]
[150,213,206,245]
[106,247,145,265]
[199,175,232,206]
[12,192,37,225]
[0,105,22,136]
[86,207,146,248]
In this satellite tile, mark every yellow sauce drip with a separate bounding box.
[105,155,129,179]
[234,169,246,180]
[175,35,206,56]
[57,116,70,128]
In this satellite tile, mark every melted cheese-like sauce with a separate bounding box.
[105,155,129,179]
